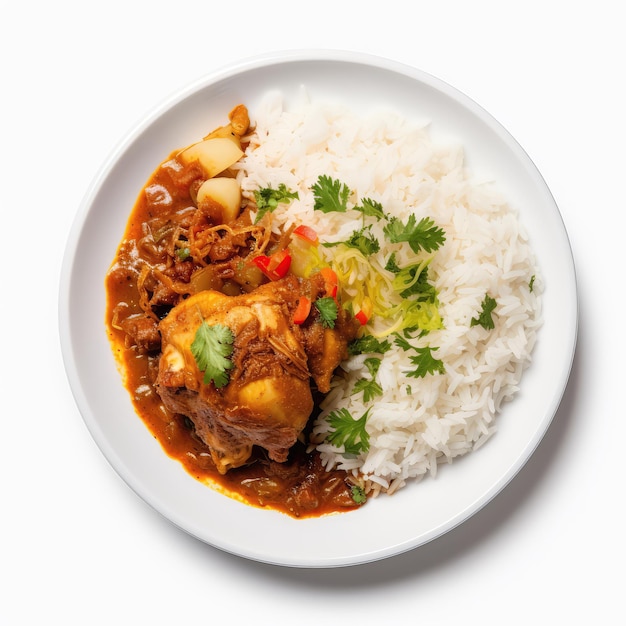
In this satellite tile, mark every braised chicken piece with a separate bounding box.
[156,273,357,474]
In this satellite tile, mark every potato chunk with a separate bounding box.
[179,137,244,178]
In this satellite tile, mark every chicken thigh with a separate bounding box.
[156,273,356,474]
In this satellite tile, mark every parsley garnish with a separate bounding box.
[348,335,391,356]
[315,296,338,328]
[351,485,367,505]
[352,357,383,402]
[354,197,385,220]
[384,252,402,274]
[190,322,234,388]
[471,294,497,330]
[311,175,351,213]
[176,246,191,261]
[253,184,299,222]
[363,357,381,378]
[323,225,380,256]
[326,407,371,455]
[529,275,536,292]
[383,215,446,253]
[406,346,445,378]
[352,379,383,403]
[393,333,413,351]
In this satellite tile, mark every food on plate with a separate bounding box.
[106,94,542,517]
[156,273,356,474]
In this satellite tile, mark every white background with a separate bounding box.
[2,1,623,623]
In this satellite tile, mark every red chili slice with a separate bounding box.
[250,250,292,281]
[355,310,369,325]
[293,224,319,245]
[293,296,312,324]
[319,266,338,298]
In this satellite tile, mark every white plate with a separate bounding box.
[59,50,577,568]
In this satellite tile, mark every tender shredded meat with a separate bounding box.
[115,312,161,353]
[156,274,357,474]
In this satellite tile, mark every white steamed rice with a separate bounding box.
[234,91,542,496]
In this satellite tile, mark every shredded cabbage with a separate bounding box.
[325,245,443,337]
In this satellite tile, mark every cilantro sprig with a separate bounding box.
[352,357,383,402]
[355,197,385,220]
[253,183,299,222]
[348,335,391,356]
[383,215,446,253]
[315,296,338,328]
[190,321,234,388]
[326,407,371,455]
[352,379,383,403]
[322,225,380,256]
[312,175,351,213]
[471,294,497,330]
[351,485,367,505]
[406,346,445,378]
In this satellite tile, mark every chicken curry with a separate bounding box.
[106,105,364,517]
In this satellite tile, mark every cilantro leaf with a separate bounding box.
[253,184,298,222]
[529,275,536,292]
[384,252,402,274]
[406,346,445,378]
[323,225,380,256]
[354,197,385,220]
[470,294,497,330]
[352,378,383,403]
[393,333,413,351]
[347,335,391,356]
[383,215,446,253]
[311,175,351,213]
[326,407,371,455]
[351,485,367,505]
[363,357,381,378]
[190,322,234,388]
[176,246,191,261]
[352,358,383,403]
[315,296,338,328]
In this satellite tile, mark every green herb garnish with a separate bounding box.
[351,485,367,505]
[190,322,234,388]
[392,260,437,300]
[406,346,445,378]
[363,357,381,378]
[176,246,191,261]
[311,175,351,213]
[326,407,371,455]
[323,225,380,256]
[347,335,391,356]
[383,215,446,253]
[393,333,413,351]
[470,294,497,330]
[352,378,383,403]
[253,184,298,222]
[355,197,385,220]
[315,296,338,328]
[384,252,402,274]
[352,357,383,402]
